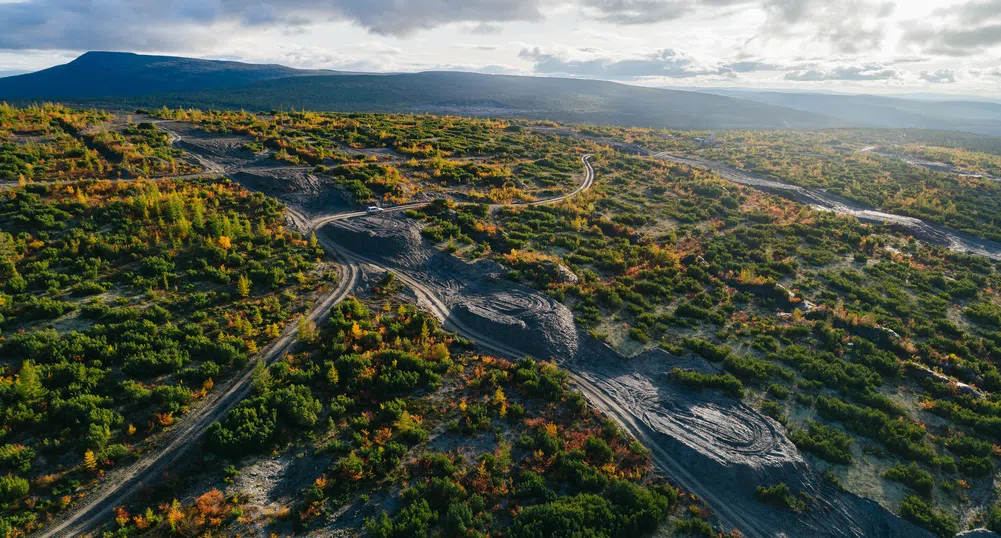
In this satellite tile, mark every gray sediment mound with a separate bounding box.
[332,216,433,267]
[324,215,576,359]
[575,345,801,470]
[449,290,577,360]
[158,120,254,165]
[631,347,717,372]
[230,168,354,216]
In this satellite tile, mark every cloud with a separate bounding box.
[721,60,782,73]
[952,0,1001,25]
[919,69,957,83]
[762,0,895,54]
[519,46,785,79]
[783,64,901,81]
[519,46,720,78]
[905,24,1001,57]
[0,0,547,50]
[579,0,690,24]
[579,0,753,24]
[0,0,222,51]
[903,0,1001,56]
[468,22,503,35]
[0,0,776,52]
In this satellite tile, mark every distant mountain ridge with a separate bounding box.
[701,89,1001,135]
[0,51,335,99]
[4,51,1001,134]
[0,52,844,131]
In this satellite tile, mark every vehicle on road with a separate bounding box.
[366,206,384,214]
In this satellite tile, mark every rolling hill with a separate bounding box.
[0,52,842,130]
[702,89,1001,135]
[0,51,335,99]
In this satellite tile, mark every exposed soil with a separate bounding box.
[319,213,935,538]
[153,120,358,217]
[325,215,577,360]
[958,530,1001,537]
[535,125,1001,261]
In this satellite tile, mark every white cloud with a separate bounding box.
[919,69,957,83]
[0,0,998,96]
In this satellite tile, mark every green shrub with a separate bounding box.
[958,455,994,477]
[767,384,790,399]
[883,462,934,496]
[669,369,744,398]
[0,445,34,473]
[789,421,853,464]
[899,495,956,538]
[0,475,28,504]
[815,396,932,461]
[754,483,807,513]
[724,355,794,382]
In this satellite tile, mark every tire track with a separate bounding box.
[32,128,360,538]
[356,256,775,538]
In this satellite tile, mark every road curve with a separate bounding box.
[308,154,594,230]
[647,150,1001,261]
[30,135,593,536]
[525,154,595,206]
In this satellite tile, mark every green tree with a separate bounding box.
[13,361,45,403]
[0,475,29,504]
[297,315,318,344]
[251,360,273,394]
[237,274,252,298]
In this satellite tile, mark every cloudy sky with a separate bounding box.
[0,0,1000,96]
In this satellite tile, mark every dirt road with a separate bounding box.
[307,154,594,230]
[35,255,358,538]
[29,131,594,537]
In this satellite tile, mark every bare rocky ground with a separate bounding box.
[154,120,358,217]
[959,530,1001,537]
[321,213,936,538]
[866,149,998,181]
[326,215,577,360]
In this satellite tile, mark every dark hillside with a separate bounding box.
[0,51,334,98]
[21,59,842,130]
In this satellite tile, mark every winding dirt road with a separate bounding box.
[340,250,787,538]
[306,154,594,231]
[19,118,937,537]
[29,120,923,536]
[29,133,594,537]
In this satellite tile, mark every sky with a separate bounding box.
[0,0,1000,96]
